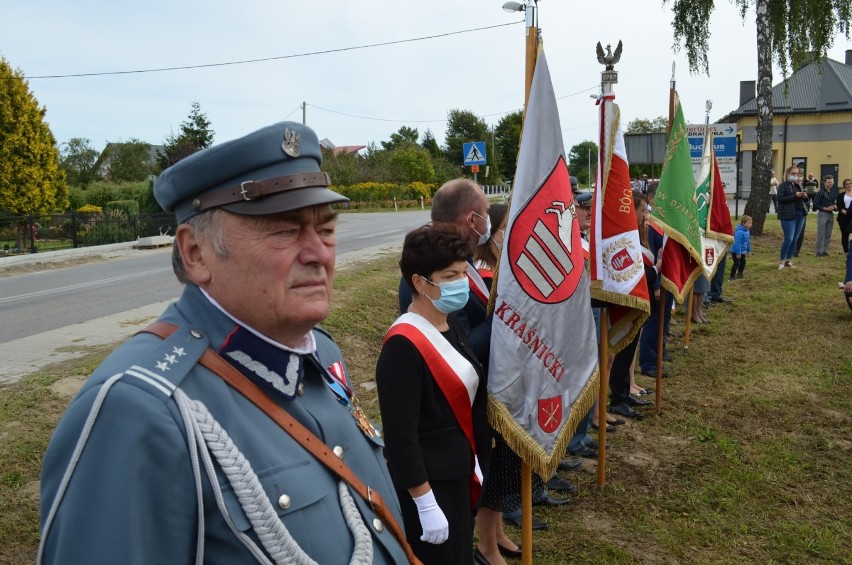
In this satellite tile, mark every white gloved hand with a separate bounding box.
[412,489,449,544]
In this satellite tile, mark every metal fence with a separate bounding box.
[0,211,177,255]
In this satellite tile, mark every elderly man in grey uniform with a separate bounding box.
[39,122,413,564]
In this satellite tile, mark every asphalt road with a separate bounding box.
[0,210,430,344]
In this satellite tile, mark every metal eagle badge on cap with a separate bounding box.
[282,128,300,157]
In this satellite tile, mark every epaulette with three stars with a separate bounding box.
[114,324,210,397]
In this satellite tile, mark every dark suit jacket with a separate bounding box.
[836,192,852,230]
[376,315,489,490]
[777,181,808,220]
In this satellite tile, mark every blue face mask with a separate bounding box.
[423,276,469,314]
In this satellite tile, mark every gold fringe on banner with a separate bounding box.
[588,282,651,354]
[660,265,704,305]
[487,367,600,480]
[607,309,648,353]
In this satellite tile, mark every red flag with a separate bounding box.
[656,227,702,304]
[590,93,650,352]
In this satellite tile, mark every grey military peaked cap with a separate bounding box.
[575,191,593,207]
[155,121,348,223]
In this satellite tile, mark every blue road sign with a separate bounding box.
[463,141,487,166]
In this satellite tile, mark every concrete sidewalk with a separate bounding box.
[0,241,400,385]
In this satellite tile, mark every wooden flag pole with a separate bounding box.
[655,290,665,414]
[521,462,532,565]
[597,308,609,486]
[655,65,676,416]
[683,287,694,353]
[520,8,537,565]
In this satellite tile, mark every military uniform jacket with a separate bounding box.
[39,284,407,565]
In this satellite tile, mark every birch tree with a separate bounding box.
[667,0,851,234]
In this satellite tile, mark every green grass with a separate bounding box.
[1,216,850,563]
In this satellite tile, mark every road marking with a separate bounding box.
[0,267,172,304]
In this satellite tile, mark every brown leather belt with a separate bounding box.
[138,321,421,565]
[190,172,332,214]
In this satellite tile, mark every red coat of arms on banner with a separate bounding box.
[538,396,563,433]
[508,156,583,303]
[610,247,635,271]
[704,247,715,267]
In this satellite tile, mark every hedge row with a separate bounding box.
[332,181,436,202]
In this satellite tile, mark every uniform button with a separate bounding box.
[372,518,384,533]
[333,445,344,458]
[190,329,202,339]
[278,494,291,510]
[297,383,305,396]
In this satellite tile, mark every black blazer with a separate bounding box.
[837,192,852,230]
[777,181,808,220]
[376,315,490,490]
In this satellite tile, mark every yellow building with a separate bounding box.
[722,50,852,195]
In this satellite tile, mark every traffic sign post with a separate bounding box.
[463,141,487,184]
[687,123,737,193]
[463,141,487,165]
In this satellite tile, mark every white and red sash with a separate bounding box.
[642,245,655,268]
[466,263,489,306]
[384,312,483,506]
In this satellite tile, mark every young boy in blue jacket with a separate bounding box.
[730,215,753,280]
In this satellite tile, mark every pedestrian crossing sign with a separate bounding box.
[463,141,487,166]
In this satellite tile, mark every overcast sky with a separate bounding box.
[2,1,850,160]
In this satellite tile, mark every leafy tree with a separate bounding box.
[157,101,214,171]
[60,137,99,188]
[567,140,599,188]
[625,116,668,134]
[381,126,419,152]
[431,157,461,186]
[444,109,490,168]
[0,56,68,249]
[494,110,523,182]
[360,142,394,183]
[102,139,153,183]
[421,129,441,159]
[667,0,851,235]
[321,148,360,187]
[388,146,435,184]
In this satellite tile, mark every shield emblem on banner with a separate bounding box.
[538,396,563,433]
[610,247,634,272]
[704,247,715,267]
[508,156,583,303]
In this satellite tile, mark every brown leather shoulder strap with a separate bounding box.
[138,322,420,565]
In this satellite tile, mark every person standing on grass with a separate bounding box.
[730,215,753,281]
[769,170,778,213]
[794,171,811,257]
[776,166,809,269]
[813,176,837,257]
[377,223,490,565]
[843,244,852,312]
[38,121,413,564]
[836,178,852,254]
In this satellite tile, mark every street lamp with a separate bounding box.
[502,0,538,106]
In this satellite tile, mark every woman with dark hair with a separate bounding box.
[376,222,490,565]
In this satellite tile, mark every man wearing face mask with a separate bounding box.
[399,178,493,363]
[378,222,490,564]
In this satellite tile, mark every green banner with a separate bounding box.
[650,94,702,262]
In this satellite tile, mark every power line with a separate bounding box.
[305,84,601,124]
[22,21,522,80]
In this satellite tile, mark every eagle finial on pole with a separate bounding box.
[596,40,623,71]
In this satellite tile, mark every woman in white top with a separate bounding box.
[769,171,778,213]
